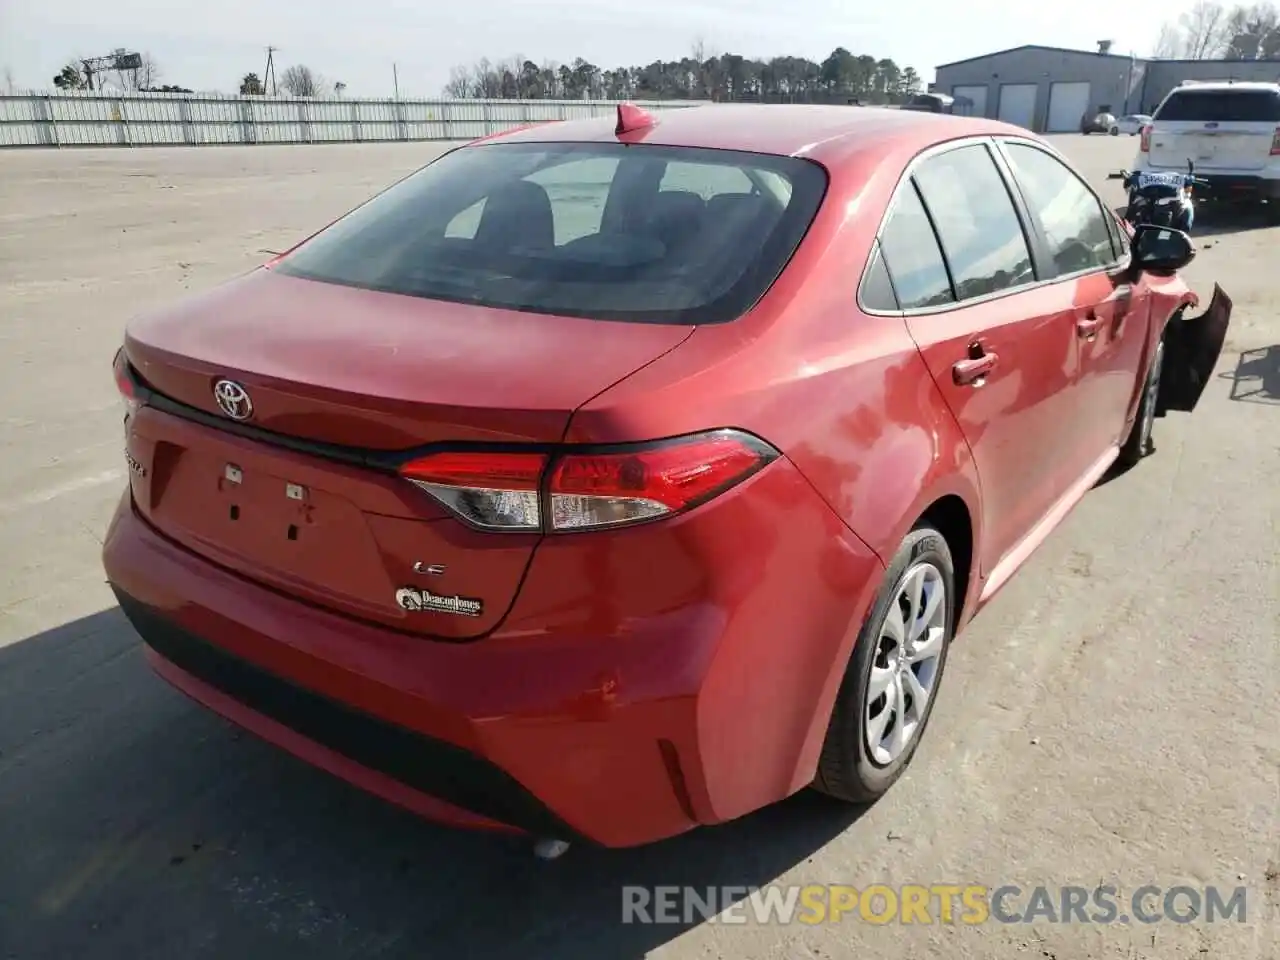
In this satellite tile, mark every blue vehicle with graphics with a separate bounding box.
[1108,160,1208,233]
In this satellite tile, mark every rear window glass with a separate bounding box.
[913,144,1035,300]
[274,142,827,325]
[1155,90,1280,123]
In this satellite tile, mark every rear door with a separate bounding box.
[874,140,1084,574]
[998,139,1152,455]
[1147,87,1280,172]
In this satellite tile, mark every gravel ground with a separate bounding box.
[0,133,1276,960]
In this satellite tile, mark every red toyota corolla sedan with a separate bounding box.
[103,104,1231,850]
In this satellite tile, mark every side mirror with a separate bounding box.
[1131,225,1196,276]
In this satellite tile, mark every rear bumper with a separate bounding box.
[115,589,579,839]
[1196,174,1280,199]
[1140,168,1280,199]
[103,460,884,848]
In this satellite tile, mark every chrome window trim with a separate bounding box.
[857,134,1130,319]
[994,136,1129,278]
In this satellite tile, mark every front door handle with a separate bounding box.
[953,352,998,386]
[1076,315,1102,340]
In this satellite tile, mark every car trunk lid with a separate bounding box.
[122,268,692,638]
[126,268,692,448]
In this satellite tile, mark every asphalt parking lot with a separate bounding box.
[0,132,1277,960]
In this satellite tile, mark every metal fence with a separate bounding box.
[0,91,707,148]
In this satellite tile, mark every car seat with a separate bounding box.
[474,180,556,252]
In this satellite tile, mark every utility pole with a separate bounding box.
[264,46,279,96]
[393,62,400,100]
[1123,52,1136,114]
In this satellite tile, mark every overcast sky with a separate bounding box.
[1,0,1182,97]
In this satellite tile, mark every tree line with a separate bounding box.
[443,44,923,104]
[43,51,343,98]
[1153,0,1280,58]
[35,41,923,103]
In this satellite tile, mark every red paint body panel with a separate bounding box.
[104,448,884,846]
[124,404,539,639]
[146,650,521,834]
[125,268,693,448]
[102,105,1218,847]
[1072,269,1153,455]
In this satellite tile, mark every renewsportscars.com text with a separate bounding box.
[621,884,1249,926]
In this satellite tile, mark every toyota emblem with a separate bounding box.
[213,379,253,421]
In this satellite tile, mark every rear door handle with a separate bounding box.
[952,352,998,386]
[1076,315,1102,340]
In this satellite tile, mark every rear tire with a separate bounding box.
[813,526,956,803]
[1109,126,1119,136]
[1118,337,1166,468]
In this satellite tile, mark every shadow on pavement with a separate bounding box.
[1220,345,1279,404]
[1185,202,1275,239]
[0,608,865,960]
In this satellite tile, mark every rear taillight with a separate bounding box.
[398,430,780,533]
[549,432,776,530]
[1139,125,1152,153]
[1270,126,1280,156]
[113,348,140,416]
[401,451,546,531]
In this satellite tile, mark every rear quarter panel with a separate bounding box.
[568,141,986,620]
[564,147,987,801]
[573,152,988,601]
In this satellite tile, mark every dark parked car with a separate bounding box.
[1081,110,1118,134]
[902,92,956,114]
[105,104,1230,851]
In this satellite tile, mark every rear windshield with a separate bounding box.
[1155,90,1280,123]
[274,141,827,325]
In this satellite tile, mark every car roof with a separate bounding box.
[1171,80,1280,93]
[483,104,1039,166]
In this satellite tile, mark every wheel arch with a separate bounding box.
[917,494,976,631]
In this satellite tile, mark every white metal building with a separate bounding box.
[934,44,1280,132]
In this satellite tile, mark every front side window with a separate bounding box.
[1003,143,1117,277]
[912,144,1035,302]
[276,142,827,325]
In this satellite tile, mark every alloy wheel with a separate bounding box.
[864,562,947,766]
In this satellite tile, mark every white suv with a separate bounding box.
[1133,80,1280,222]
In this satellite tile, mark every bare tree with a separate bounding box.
[1153,23,1182,57]
[1223,1,1280,56]
[1180,1,1231,57]
[136,52,161,90]
[116,52,161,91]
[443,64,473,98]
[2,65,15,94]
[280,64,323,97]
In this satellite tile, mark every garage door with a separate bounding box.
[1046,81,1091,133]
[952,85,988,118]
[998,84,1037,129]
